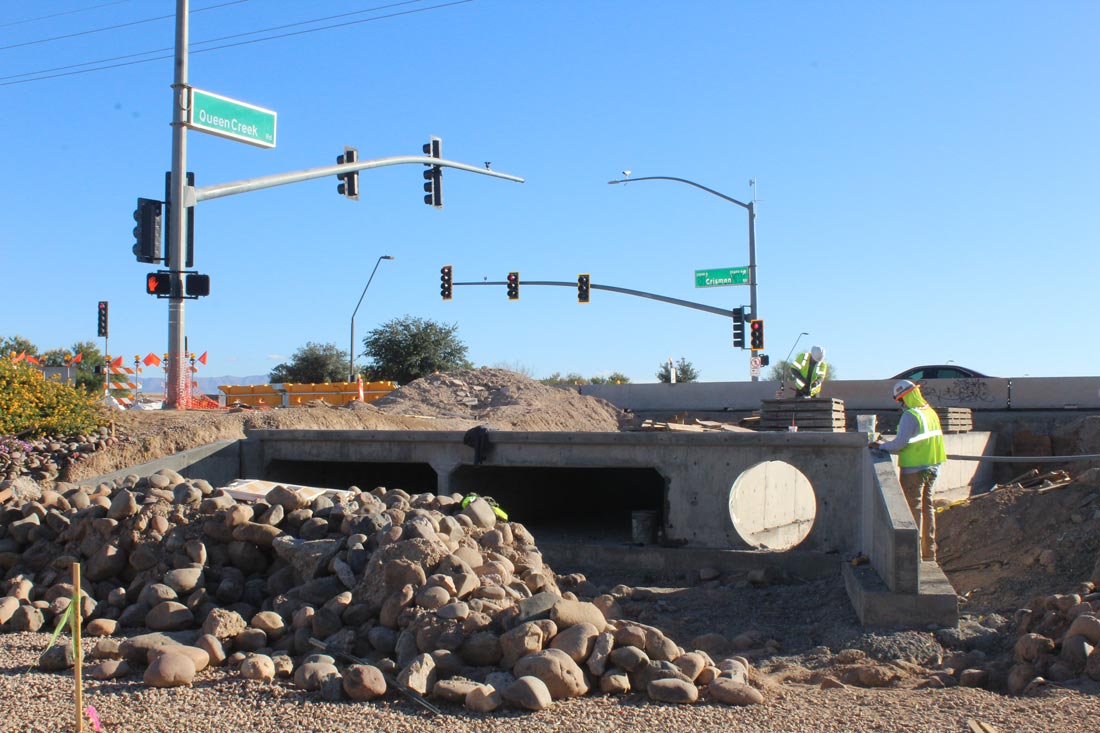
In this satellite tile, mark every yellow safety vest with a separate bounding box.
[898,405,946,468]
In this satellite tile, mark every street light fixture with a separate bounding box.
[608,175,760,380]
[349,255,394,381]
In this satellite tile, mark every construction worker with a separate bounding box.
[789,346,827,398]
[870,379,946,561]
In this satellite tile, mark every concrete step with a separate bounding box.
[843,559,959,628]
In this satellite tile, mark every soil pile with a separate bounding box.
[59,369,627,485]
[369,368,629,431]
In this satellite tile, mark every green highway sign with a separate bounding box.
[695,266,749,288]
[187,88,277,148]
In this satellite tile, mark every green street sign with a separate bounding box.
[187,88,277,148]
[695,266,749,288]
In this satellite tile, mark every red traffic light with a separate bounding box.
[506,271,519,300]
[749,319,764,350]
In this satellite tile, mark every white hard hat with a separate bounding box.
[810,345,824,362]
[893,379,917,401]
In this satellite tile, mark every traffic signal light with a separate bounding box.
[337,147,359,200]
[422,136,442,208]
[163,171,196,268]
[577,274,590,303]
[732,307,745,348]
[506,271,519,300]
[146,272,171,296]
[749,319,764,350]
[185,273,210,297]
[97,301,109,338]
[132,198,163,263]
[440,265,453,300]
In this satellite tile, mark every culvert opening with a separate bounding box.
[264,460,439,495]
[451,465,666,544]
[260,461,665,545]
[728,460,817,550]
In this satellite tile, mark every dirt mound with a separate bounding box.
[938,482,1100,613]
[56,369,626,485]
[370,367,629,431]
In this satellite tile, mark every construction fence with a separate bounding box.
[218,380,397,408]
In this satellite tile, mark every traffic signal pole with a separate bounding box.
[165,0,190,408]
[608,175,761,381]
[158,0,522,408]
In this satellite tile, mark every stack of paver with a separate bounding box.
[759,398,847,432]
[935,407,973,434]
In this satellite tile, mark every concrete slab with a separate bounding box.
[843,560,959,628]
[541,541,840,581]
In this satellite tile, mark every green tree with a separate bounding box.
[540,372,589,385]
[270,342,350,384]
[656,357,699,383]
[0,335,38,359]
[361,316,472,384]
[589,372,631,385]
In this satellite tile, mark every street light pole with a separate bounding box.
[608,175,760,380]
[349,255,394,381]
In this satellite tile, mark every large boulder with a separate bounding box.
[343,665,386,701]
[502,676,553,710]
[707,679,764,705]
[145,651,196,688]
[146,601,194,631]
[550,599,606,632]
[512,648,588,699]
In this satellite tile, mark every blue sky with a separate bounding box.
[2,0,1097,384]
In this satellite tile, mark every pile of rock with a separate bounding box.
[0,427,116,485]
[0,469,764,711]
[1003,564,1100,694]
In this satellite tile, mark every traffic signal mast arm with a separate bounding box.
[452,279,736,319]
[188,154,524,204]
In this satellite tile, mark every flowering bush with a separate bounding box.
[0,359,103,436]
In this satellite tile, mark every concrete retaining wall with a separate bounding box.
[580,376,1100,412]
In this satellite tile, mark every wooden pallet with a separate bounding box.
[760,398,847,432]
[936,407,973,433]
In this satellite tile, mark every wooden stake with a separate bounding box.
[73,562,83,733]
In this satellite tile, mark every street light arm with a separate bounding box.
[350,255,393,381]
[607,176,750,210]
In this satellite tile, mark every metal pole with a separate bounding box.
[747,199,758,382]
[349,255,393,381]
[608,175,762,381]
[166,0,189,408]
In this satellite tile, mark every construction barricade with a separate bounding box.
[283,380,397,406]
[219,381,397,407]
[218,384,283,408]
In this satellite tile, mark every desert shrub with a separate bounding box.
[0,359,103,436]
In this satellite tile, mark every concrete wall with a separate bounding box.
[580,376,1100,412]
[81,439,241,489]
[242,429,873,555]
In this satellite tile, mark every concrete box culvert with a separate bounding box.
[728,460,817,550]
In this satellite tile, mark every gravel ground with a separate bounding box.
[3,631,1100,733]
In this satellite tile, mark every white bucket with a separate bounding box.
[856,415,878,441]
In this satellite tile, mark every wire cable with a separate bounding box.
[0,0,431,82]
[0,0,474,87]
[0,0,250,52]
[0,0,132,29]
